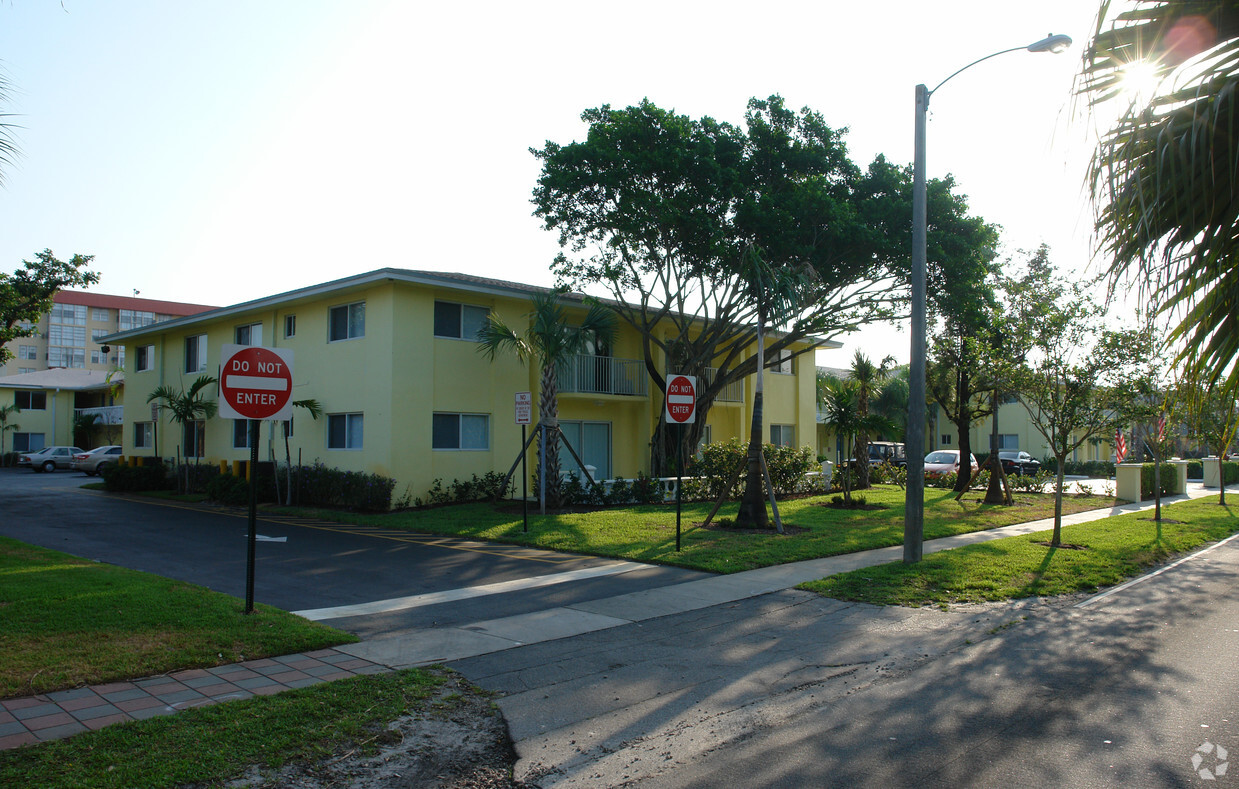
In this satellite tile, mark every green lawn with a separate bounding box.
[0,537,356,699]
[799,498,1238,606]
[283,485,1119,573]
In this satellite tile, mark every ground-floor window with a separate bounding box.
[134,422,153,449]
[770,424,795,447]
[328,413,364,450]
[998,434,1019,450]
[432,413,489,450]
[14,432,45,452]
[233,420,255,449]
[183,421,206,458]
[560,420,611,480]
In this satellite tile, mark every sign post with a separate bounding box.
[219,344,294,613]
[515,392,532,532]
[665,375,696,552]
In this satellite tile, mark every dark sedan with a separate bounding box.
[998,451,1041,476]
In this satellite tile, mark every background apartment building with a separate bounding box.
[2,291,216,376]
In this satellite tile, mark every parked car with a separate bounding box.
[998,450,1041,476]
[923,450,979,479]
[71,445,124,476]
[18,446,85,473]
[868,441,907,467]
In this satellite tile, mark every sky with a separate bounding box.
[0,1,1117,367]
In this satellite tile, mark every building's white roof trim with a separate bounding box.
[0,368,122,391]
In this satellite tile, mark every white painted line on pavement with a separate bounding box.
[292,561,647,620]
[1075,531,1239,609]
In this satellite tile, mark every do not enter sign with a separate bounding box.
[219,344,295,421]
[665,374,696,424]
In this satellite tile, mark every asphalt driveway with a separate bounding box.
[0,468,709,638]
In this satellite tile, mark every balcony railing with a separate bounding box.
[558,355,648,397]
[75,405,123,425]
[703,367,744,403]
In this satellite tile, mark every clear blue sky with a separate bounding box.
[0,1,1110,364]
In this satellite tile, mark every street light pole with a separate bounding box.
[903,34,1072,564]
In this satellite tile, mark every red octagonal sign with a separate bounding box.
[219,344,294,421]
[665,374,696,424]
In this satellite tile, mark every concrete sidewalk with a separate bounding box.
[1,482,1231,750]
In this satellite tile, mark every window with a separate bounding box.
[136,345,154,372]
[91,329,109,342]
[770,424,795,447]
[235,322,262,346]
[560,420,610,479]
[18,345,36,361]
[233,419,255,449]
[433,301,489,340]
[941,435,953,446]
[90,350,103,365]
[17,368,34,374]
[283,314,296,338]
[134,422,153,449]
[185,334,207,373]
[118,310,156,331]
[91,307,110,322]
[116,347,125,368]
[328,413,364,449]
[50,303,86,326]
[13,433,45,452]
[15,391,47,410]
[48,325,87,346]
[48,347,86,368]
[183,420,206,458]
[329,302,365,341]
[771,349,794,374]
[432,412,489,450]
[998,434,1020,450]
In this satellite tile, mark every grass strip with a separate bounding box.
[0,667,447,789]
[0,537,356,698]
[280,486,1118,574]
[799,499,1238,606]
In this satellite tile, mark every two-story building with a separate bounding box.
[100,269,831,498]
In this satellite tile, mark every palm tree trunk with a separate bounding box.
[541,363,562,510]
[737,318,770,529]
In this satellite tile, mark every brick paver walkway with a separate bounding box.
[0,648,386,750]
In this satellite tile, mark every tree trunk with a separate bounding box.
[1052,460,1065,547]
[983,389,1006,505]
[736,390,770,528]
[540,363,562,510]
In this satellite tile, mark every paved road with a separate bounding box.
[0,468,709,638]
[452,510,1239,787]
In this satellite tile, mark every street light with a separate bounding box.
[903,33,1072,564]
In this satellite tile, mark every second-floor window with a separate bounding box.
[136,345,154,372]
[18,345,36,361]
[235,322,262,346]
[15,390,47,410]
[329,302,365,342]
[433,301,489,341]
[185,334,207,373]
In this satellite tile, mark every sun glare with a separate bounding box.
[1119,61,1161,102]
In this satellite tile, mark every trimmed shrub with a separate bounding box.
[288,462,396,511]
[1140,462,1181,499]
[102,460,174,492]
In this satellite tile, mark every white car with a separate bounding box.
[71,445,124,476]
[18,446,85,473]
[923,450,979,479]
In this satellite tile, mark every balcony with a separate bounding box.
[75,405,123,425]
[558,355,648,397]
[703,367,744,403]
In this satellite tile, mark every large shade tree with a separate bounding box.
[477,290,617,511]
[533,96,997,525]
[1081,0,1239,394]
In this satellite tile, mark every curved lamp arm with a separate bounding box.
[928,34,1073,99]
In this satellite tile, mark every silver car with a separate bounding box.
[70,445,124,476]
[18,446,85,473]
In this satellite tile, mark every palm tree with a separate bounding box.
[818,377,894,504]
[281,398,322,505]
[0,403,19,466]
[478,290,617,511]
[1081,0,1239,394]
[146,375,218,477]
[850,351,897,490]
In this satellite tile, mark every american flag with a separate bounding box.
[1116,429,1127,463]
[1157,414,1167,442]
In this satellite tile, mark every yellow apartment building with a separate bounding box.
[0,368,122,455]
[100,269,830,498]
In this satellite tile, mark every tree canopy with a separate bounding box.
[532,96,997,473]
[1,250,99,365]
[1080,0,1239,394]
